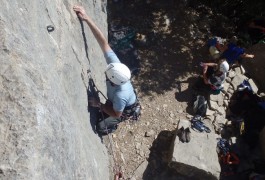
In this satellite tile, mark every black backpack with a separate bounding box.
[193,95,207,116]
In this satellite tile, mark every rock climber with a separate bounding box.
[73,5,140,134]
[201,59,229,93]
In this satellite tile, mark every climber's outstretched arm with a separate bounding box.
[73,5,111,54]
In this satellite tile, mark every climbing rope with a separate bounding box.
[77,15,123,179]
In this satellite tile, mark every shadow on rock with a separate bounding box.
[142,130,189,180]
[174,76,209,115]
[87,78,100,134]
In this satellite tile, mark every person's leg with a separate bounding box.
[97,116,121,132]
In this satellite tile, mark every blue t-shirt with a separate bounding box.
[222,43,245,64]
[104,51,136,112]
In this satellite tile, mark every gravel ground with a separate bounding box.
[105,1,236,179]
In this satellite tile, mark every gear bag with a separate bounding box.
[193,95,207,116]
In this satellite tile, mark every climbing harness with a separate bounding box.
[121,97,141,122]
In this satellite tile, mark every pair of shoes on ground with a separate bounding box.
[179,126,191,143]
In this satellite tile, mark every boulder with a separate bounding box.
[209,93,223,102]
[214,115,227,125]
[234,67,242,75]
[248,78,259,94]
[231,74,247,90]
[169,127,220,179]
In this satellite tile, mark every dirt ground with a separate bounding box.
[105,1,237,179]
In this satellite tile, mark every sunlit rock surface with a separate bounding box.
[0,1,109,179]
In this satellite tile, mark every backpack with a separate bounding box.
[193,95,207,116]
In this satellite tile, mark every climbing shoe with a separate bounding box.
[185,127,191,142]
[178,126,186,143]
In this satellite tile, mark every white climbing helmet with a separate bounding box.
[105,63,131,85]
[219,60,229,74]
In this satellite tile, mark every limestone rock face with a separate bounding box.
[0,1,109,179]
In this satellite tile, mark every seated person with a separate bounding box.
[221,42,254,66]
[73,5,140,135]
[193,59,229,95]
[201,59,229,92]
[208,37,254,66]
[208,37,227,60]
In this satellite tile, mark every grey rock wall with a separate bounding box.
[0,0,109,179]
